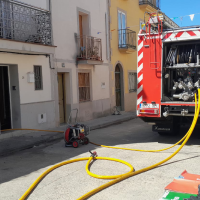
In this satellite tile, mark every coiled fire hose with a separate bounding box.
[3,89,200,200]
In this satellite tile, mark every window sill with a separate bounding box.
[129,90,137,93]
[119,47,136,54]
[79,100,91,103]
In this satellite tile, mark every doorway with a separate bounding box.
[58,73,65,124]
[0,66,11,130]
[115,64,124,111]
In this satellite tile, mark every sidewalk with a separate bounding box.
[0,112,136,156]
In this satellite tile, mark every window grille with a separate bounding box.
[34,66,43,90]
[129,72,137,92]
[78,73,90,102]
[0,0,52,45]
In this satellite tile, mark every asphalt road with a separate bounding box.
[1,118,200,200]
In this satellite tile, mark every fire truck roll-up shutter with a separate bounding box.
[137,34,162,118]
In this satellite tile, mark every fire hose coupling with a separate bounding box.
[89,150,98,158]
[163,107,169,117]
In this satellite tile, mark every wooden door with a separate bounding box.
[58,74,65,124]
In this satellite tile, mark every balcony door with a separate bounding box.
[118,10,126,48]
[78,12,90,59]
[79,15,83,46]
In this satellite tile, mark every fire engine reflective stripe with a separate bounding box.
[187,31,197,36]
[138,59,143,72]
[138,41,143,52]
[163,30,200,41]
[137,74,143,84]
[137,96,143,106]
[137,81,143,89]
[138,63,143,74]
[175,31,184,38]
[162,32,172,40]
[138,52,143,63]
[137,85,143,95]
[137,36,144,116]
[138,37,143,45]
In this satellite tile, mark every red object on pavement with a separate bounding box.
[165,179,200,194]
[181,170,200,181]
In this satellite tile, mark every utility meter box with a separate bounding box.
[27,72,35,83]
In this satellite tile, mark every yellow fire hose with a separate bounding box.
[3,90,200,200]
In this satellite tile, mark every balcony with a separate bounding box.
[118,29,136,53]
[76,35,103,65]
[0,0,55,55]
[139,0,159,11]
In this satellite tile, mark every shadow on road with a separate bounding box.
[1,118,200,185]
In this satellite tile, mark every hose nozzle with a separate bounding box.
[89,150,98,158]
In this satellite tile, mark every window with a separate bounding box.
[118,10,126,47]
[129,72,137,92]
[78,73,90,102]
[34,66,43,90]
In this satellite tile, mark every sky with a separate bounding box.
[160,0,200,27]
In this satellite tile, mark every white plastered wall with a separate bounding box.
[0,53,52,104]
[77,64,110,101]
[52,0,110,105]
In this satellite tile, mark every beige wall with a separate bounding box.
[0,54,52,104]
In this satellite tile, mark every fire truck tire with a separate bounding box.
[84,137,89,145]
[72,140,79,148]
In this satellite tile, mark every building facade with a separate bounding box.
[51,0,111,125]
[0,0,112,131]
[109,0,178,112]
[0,0,56,130]
[0,0,178,131]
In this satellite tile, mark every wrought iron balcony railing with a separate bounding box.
[118,29,136,50]
[77,35,102,61]
[139,0,159,10]
[0,0,52,45]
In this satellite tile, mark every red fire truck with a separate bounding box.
[137,12,200,135]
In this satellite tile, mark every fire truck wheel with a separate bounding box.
[84,137,89,145]
[72,140,79,148]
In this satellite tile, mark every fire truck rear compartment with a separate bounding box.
[162,39,200,103]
